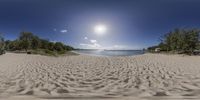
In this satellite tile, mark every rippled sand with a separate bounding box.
[0,53,200,100]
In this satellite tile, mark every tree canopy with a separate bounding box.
[148,28,200,55]
[0,34,5,55]
[2,31,74,55]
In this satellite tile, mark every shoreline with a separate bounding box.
[72,50,145,57]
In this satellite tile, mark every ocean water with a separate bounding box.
[74,50,144,56]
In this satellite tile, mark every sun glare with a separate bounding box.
[94,25,107,35]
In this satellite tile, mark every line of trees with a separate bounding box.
[0,32,74,55]
[148,28,200,55]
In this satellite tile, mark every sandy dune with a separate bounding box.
[0,53,200,100]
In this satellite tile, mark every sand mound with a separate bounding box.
[0,53,200,100]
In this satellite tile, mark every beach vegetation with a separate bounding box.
[4,31,74,56]
[148,28,200,55]
[0,34,5,55]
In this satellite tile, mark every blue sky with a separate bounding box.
[1,0,200,49]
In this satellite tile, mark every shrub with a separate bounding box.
[0,34,5,55]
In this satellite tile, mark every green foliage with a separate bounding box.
[47,42,55,51]
[4,31,74,56]
[54,42,64,51]
[4,40,11,50]
[40,39,49,49]
[19,40,30,51]
[19,32,34,50]
[0,34,5,55]
[31,36,41,49]
[162,29,185,52]
[44,49,57,56]
[30,49,57,56]
[6,40,21,51]
[19,32,34,41]
[183,29,199,54]
[149,28,200,55]
[147,45,159,52]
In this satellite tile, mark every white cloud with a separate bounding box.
[84,37,88,40]
[80,43,101,48]
[80,39,102,49]
[93,43,101,48]
[104,45,126,50]
[60,30,67,33]
[90,40,97,43]
[53,28,57,31]
[104,45,141,50]
[113,45,125,49]
[51,40,57,43]
[80,38,104,49]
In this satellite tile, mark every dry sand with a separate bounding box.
[0,53,200,100]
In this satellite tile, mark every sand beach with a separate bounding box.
[0,53,200,100]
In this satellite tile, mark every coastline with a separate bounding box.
[0,53,200,100]
[72,50,145,57]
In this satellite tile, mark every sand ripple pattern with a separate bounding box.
[1,53,200,99]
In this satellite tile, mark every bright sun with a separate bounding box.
[94,25,107,35]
